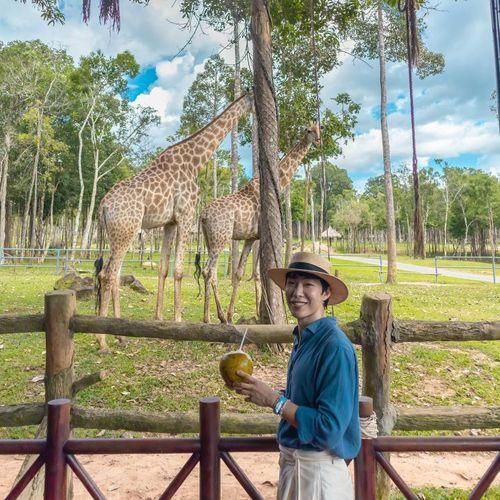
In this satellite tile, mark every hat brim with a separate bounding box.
[268,268,348,305]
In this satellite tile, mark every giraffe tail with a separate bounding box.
[194,252,202,297]
[94,207,106,315]
[94,256,104,314]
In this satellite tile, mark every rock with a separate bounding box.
[142,260,157,270]
[130,279,149,294]
[120,275,135,286]
[54,272,94,300]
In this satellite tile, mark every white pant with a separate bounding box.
[277,445,354,500]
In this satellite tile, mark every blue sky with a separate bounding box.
[1,0,498,192]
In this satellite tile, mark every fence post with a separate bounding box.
[45,290,76,401]
[434,256,439,283]
[44,399,71,500]
[378,255,383,283]
[200,397,221,500]
[11,290,76,500]
[354,396,376,500]
[360,293,395,499]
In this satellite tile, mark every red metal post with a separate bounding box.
[199,397,220,500]
[354,396,377,500]
[44,399,71,500]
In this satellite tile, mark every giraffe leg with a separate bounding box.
[211,271,227,324]
[253,246,261,320]
[202,252,218,323]
[155,224,176,321]
[97,252,125,352]
[227,240,253,324]
[173,221,191,322]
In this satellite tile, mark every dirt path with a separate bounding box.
[332,255,495,283]
[1,451,498,498]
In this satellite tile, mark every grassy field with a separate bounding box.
[0,261,499,497]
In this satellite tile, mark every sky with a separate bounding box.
[1,0,499,192]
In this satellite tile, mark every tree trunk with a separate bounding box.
[405,5,425,259]
[71,102,94,260]
[310,187,316,253]
[230,18,242,280]
[29,109,44,251]
[0,131,11,264]
[302,166,310,252]
[377,2,397,283]
[284,185,293,265]
[252,0,284,325]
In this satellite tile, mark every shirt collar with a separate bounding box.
[293,316,336,344]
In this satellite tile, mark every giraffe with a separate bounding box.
[95,92,253,351]
[198,122,321,324]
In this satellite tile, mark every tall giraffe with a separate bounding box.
[198,123,320,323]
[95,92,253,351]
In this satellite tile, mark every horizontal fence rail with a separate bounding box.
[1,313,499,343]
[1,399,498,500]
[1,402,499,433]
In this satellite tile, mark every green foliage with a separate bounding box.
[16,0,65,24]
[177,54,234,136]
[350,1,445,79]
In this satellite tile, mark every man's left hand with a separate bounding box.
[233,371,280,408]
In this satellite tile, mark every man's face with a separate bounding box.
[285,273,331,324]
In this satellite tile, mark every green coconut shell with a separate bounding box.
[219,350,253,385]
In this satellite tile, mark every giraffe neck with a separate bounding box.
[171,93,251,170]
[279,135,313,189]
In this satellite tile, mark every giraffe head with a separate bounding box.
[305,122,321,146]
[242,90,254,112]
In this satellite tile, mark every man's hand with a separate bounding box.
[233,371,280,408]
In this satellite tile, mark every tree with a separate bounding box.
[252,0,284,325]
[351,0,444,265]
[377,1,397,281]
[0,41,72,258]
[69,50,158,254]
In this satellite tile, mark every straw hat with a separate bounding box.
[268,252,348,305]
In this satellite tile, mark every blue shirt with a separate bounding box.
[277,316,361,459]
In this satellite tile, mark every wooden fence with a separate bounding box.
[0,290,499,498]
[1,398,498,499]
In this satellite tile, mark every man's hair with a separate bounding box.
[285,271,330,308]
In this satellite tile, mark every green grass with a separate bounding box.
[0,262,498,494]
[390,486,500,499]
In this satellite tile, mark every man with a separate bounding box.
[233,252,360,499]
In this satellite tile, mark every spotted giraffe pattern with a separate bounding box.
[95,93,253,351]
[201,123,321,323]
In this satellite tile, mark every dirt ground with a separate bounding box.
[1,451,498,498]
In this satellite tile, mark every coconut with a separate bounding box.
[219,350,253,386]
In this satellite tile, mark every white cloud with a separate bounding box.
[336,118,500,176]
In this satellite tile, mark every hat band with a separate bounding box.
[288,262,328,275]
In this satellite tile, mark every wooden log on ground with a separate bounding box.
[0,314,44,334]
[394,320,500,342]
[70,316,363,345]
[394,406,500,431]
